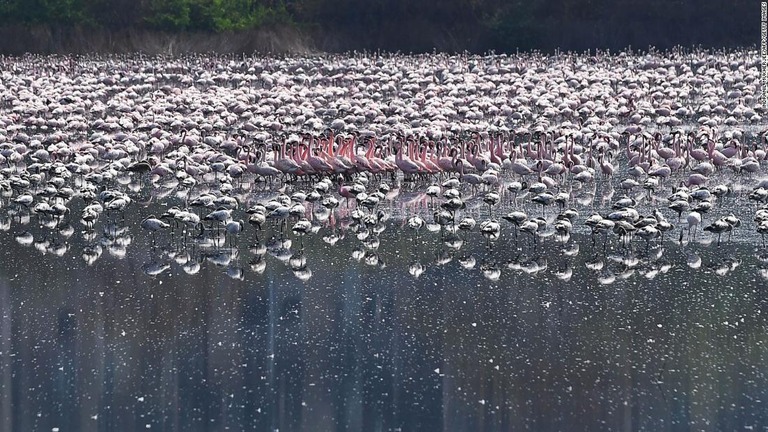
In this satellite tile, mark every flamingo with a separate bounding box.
[686,211,701,240]
[704,218,731,245]
[141,215,170,244]
[394,142,421,179]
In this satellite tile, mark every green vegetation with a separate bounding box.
[0,0,757,51]
[142,0,291,31]
[0,0,292,31]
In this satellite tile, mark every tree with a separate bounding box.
[144,0,192,30]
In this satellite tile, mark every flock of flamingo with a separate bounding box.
[0,49,767,281]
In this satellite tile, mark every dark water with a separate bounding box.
[1,201,768,432]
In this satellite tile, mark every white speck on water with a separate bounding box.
[434,368,440,374]
[472,323,477,327]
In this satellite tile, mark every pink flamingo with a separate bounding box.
[688,132,709,163]
[648,160,671,181]
[273,138,302,177]
[467,135,491,172]
[365,138,389,173]
[436,142,457,172]
[305,136,334,175]
[685,173,709,187]
[720,139,740,158]
[247,149,280,180]
[489,134,502,165]
[598,151,614,178]
[371,142,395,173]
[394,141,421,178]
[665,132,685,172]
[419,142,441,174]
[347,136,375,173]
[654,132,676,160]
[334,134,356,172]
[338,181,357,207]
[293,143,315,177]
[707,139,729,169]
[321,132,353,175]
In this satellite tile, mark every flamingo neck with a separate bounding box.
[348,138,356,158]
[293,145,302,163]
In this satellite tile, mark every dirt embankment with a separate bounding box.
[0,22,489,55]
[0,25,314,55]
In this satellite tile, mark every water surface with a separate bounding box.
[1,203,768,432]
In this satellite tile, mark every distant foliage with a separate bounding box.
[144,0,192,30]
[142,0,291,31]
[0,0,757,51]
[0,0,292,31]
[0,0,95,25]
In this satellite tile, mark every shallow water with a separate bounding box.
[1,50,767,431]
[2,198,768,432]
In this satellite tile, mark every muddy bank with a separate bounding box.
[0,23,483,56]
[0,25,313,56]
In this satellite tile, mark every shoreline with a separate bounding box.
[0,21,757,56]
[0,24,313,56]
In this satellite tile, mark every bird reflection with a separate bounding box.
[225,265,245,280]
[249,254,267,274]
[141,260,171,277]
[3,181,766,287]
[408,261,425,278]
[554,264,573,281]
[480,259,501,281]
[4,177,748,284]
